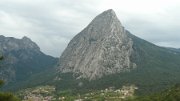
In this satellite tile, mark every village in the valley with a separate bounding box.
[18,85,137,101]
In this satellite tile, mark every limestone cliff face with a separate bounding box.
[58,9,136,80]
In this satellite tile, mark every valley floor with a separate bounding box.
[16,84,180,101]
[17,85,137,101]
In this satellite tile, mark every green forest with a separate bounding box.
[0,56,20,101]
[125,84,180,101]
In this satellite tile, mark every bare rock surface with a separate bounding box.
[58,9,136,80]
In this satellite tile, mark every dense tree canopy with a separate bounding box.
[125,84,180,101]
[0,55,20,101]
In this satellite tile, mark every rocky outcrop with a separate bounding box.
[58,9,136,80]
[0,35,58,84]
[0,35,40,53]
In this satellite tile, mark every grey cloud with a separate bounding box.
[0,0,180,57]
[121,11,180,48]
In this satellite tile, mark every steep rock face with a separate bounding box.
[0,35,58,84]
[58,9,136,80]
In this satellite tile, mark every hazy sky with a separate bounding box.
[0,0,180,57]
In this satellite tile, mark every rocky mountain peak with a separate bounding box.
[0,35,58,85]
[58,9,136,80]
[22,36,31,41]
[0,36,40,52]
[83,9,122,39]
[91,9,119,24]
[21,36,40,51]
[95,9,119,23]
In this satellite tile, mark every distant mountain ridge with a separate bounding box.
[0,35,40,52]
[0,35,58,88]
[166,47,180,53]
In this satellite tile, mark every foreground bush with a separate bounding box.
[0,93,20,101]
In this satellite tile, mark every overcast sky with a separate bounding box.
[0,0,180,57]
